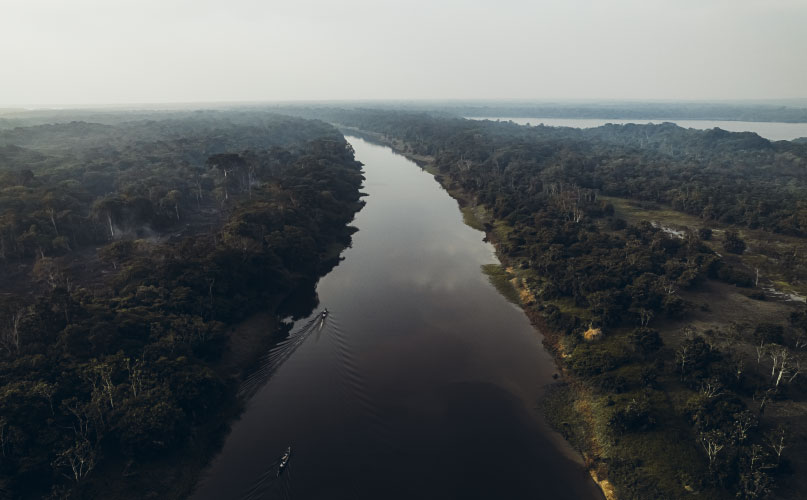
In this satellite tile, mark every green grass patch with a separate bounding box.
[542,383,595,454]
[481,263,520,305]
[422,163,441,176]
[492,219,514,240]
[548,297,593,321]
[461,206,486,231]
[602,196,704,229]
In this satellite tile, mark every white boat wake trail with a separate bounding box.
[328,319,396,451]
[238,312,327,400]
[237,457,292,500]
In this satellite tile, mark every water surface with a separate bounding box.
[192,137,603,500]
[467,116,807,141]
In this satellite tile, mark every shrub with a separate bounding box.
[753,323,784,344]
[723,230,747,254]
[716,264,754,287]
[630,327,663,356]
[609,395,655,433]
[570,343,624,376]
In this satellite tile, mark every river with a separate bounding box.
[191,137,603,500]
[466,116,807,141]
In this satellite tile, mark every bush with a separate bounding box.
[609,217,627,230]
[610,395,655,433]
[716,264,754,287]
[640,366,659,388]
[723,230,747,254]
[570,343,624,376]
[630,327,663,356]
[594,373,628,393]
[753,323,784,344]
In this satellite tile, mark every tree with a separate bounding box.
[699,429,726,474]
[732,410,757,444]
[0,303,24,355]
[768,345,802,388]
[629,327,663,357]
[699,378,724,399]
[738,444,774,499]
[765,425,787,465]
[723,230,747,254]
[676,335,714,380]
[53,437,96,483]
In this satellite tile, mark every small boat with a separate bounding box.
[277,446,291,477]
[321,308,328,318]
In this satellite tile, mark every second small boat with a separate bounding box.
[277,446,291,477]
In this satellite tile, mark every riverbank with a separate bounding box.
[436,184,619,500]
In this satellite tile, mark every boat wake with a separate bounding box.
[329,322,396,451]
[237,456,292,500]
[238,310,330,400]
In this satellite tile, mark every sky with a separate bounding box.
[1,0,806,106]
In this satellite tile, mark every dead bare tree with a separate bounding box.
[53,437,96,483]
[768,345,802,388]
[765,426,787,464]
[700,378,724,399]
[732,411,757,444]
[755,341,767,364]
[795,331,807,350]
[0,417,7,457]
[676,342,693,380]
[125,357,144,399]
[699,430,726,473]
[0,308,23,354]
[754,387,778,415]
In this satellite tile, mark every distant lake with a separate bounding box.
[466,117,807,142]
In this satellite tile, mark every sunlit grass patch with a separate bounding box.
[481,263,521,305]
[548,297,593,321]
[461,206,486,231]
[492,219,514,240]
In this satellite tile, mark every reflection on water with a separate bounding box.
[467,116,807,141]
[192,138,603,500]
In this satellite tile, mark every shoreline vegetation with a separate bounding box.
[0,112,365,498]
[333,113,807,500]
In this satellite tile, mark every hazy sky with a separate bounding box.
[2,0,805,106]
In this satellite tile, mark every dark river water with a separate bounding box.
[191,137,603,500]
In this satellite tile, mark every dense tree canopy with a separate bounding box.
[0,112,364,498]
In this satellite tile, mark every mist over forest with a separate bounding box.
[3,0,807,498]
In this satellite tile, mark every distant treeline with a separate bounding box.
[297,108,807,236]
[251,101,807,124]
[439,103,807,123]
[5,101,806,131]
[0,112,364,498]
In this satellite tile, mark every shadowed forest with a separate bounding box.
[0,111,364,498]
